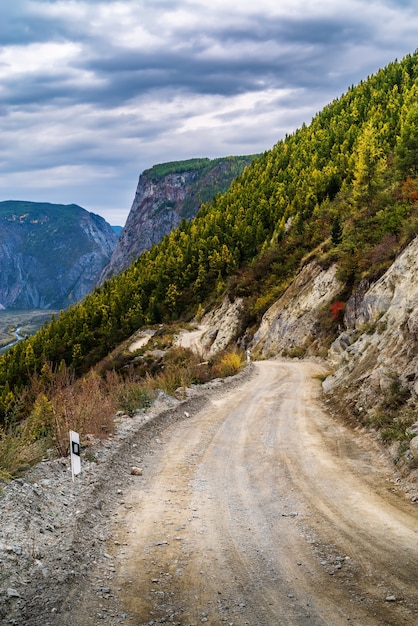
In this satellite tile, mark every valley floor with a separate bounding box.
[1,361,418,625]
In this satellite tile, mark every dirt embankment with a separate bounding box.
[2,360,418,626]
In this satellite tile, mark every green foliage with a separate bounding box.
[145,158,212,181]
[331,216,343,245]
[117,385,153,416]
[145,156,258,184]
[351,122,386,209]
[25,393,55,443]
[395,103,418,177]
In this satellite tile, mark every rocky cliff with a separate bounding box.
[0,201,117,309]
[99,156,256,281]
[323,237,418,422]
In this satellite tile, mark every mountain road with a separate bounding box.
[104,360,418,625]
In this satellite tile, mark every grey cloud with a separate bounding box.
[1,1,417,224]
[76,12,381,103]
[0,6,407,111]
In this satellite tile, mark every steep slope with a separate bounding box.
[100,156,257,281]
[323,236,418,463]
[0,201,117,309]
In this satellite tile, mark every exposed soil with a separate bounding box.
[1,360,418,626]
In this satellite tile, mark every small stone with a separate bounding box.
[385,595,396,602]
[130,466,143,476]
[7,588,20,598]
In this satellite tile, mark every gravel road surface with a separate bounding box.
[1,360,417,625]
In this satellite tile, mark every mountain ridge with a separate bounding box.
[0,201,117,309]
[100,155,258,281]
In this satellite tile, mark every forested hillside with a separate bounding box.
[0,50,417,427]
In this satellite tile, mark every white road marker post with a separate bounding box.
[69,430,81,481]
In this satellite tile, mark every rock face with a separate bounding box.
[324,236,418,408]
[199,296,246,357]
[99,156,256,282]
[205,237,418,413]
[252,262,342,357]
[0,201,117,309]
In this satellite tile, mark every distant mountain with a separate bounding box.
[112,226,123,236]
[99,155,258,281]
[0,201,117,309]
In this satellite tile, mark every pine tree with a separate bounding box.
[352,123,386,209]
[331,216,343,245]
[395,104,418,178]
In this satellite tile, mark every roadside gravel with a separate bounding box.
[1,359,417,626]
[0,372,250,626]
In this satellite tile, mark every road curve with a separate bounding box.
[111,360,418,625]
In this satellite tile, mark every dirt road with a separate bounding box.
[106,360,418,625]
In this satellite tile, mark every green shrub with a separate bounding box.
[117,384,153,416]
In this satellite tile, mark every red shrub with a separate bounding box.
[331,300,346,322]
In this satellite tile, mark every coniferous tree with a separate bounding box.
[331,216,343,245]
[395,104,418,178]
[352,123,386,209]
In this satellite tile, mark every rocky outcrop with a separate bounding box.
[0,201,117,309]
[252,262,342,357]
[199,297,246,357]
[99,156,256,282]
[101,171,194,281]
[324,237,418,402]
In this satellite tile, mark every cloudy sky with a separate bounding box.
[1,1,417,226]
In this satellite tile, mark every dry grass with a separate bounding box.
[0,345,246,479]
[0,424,45,480]
[211,350,244,377]
[21,363,118,457]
